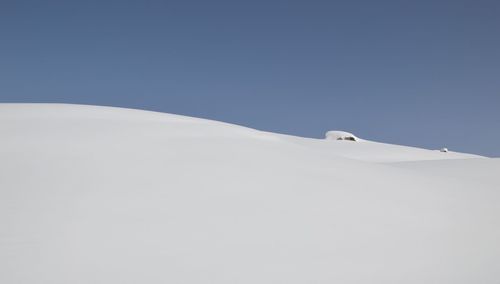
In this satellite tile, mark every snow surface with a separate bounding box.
[1,103,499,284]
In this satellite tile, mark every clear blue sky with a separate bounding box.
[1,0,499,156]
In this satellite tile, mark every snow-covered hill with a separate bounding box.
[1,104,499,284]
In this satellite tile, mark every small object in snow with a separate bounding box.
[325,131,358,141]
[440,147,449,153]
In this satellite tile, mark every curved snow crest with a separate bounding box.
[0,103,483,161]
[0,103,280,141]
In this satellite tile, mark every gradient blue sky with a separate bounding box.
[1,0,499,156]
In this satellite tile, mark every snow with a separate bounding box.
[1,103,499,284]
[325,130,359,141]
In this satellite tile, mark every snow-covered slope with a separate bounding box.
[1,104,499,284]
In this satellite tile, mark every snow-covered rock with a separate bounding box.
[325,130,359,141]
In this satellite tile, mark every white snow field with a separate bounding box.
[1,103,499,284]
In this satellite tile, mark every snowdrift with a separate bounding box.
[1,104,499,284]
